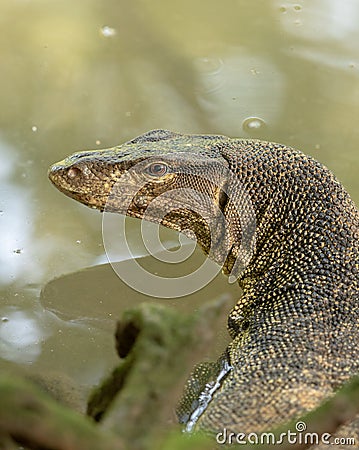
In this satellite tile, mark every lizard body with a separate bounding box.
[49,130,359,438]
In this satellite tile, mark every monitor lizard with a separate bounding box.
[48,129,359,443]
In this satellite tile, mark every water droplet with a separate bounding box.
[76,240,82,244]
[96,140,101,145]
[31,126,37,132]
[242,117,266,133]
[100,26,116,38]
[1,317,9,322]
[279,6,287,13]
[195,56,224,73]
[294,5,302,11]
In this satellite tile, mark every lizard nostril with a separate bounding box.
[67,167,82,179]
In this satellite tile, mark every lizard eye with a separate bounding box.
[145,162,168,177]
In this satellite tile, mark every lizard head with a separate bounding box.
[49,129,256,274]
[48,130,227,215]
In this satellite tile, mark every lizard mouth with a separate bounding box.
[49,177,108,212]
[62,188,109,210]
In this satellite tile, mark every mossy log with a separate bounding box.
[0,374,124,450]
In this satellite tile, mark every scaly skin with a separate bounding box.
[49,130,359,441]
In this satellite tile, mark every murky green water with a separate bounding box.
[1,0,358,405]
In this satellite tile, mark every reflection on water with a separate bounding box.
[0,139,35,284]
[195,51,285,135]
[0,0,358,402]
[0,309,45,363]
[280,0,359,43]
[0,286,119,388]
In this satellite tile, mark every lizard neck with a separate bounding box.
[222,147,358,338]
